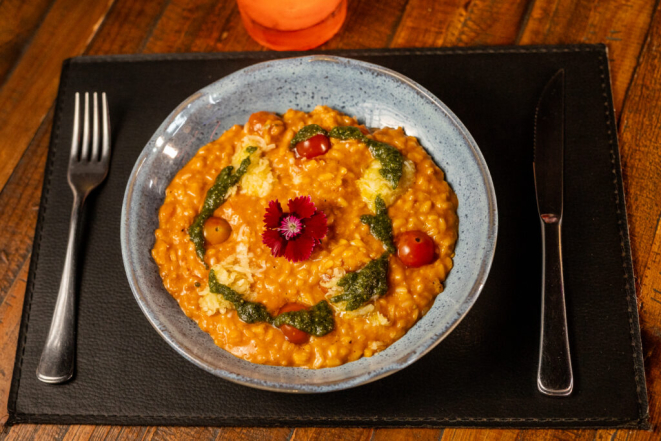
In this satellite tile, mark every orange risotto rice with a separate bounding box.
[152,106,458,368]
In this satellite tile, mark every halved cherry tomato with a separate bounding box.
[396,230,436,268]
[295,133,331,159]
[203,217,232,245]
[246,111,285,139]
[278,303,310,344]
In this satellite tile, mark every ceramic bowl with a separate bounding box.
[121,55,497,392]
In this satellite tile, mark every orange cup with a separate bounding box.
[237,0,347,51]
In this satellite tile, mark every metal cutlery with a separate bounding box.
[37,92,111,384]
[533,70,574,396]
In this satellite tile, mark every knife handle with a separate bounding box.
[537,218,573,396]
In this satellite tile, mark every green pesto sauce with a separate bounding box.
[328,125,363,140]
[272,301,335,337]
[289,124,328,149]
[208,271,335,336]
[188,146,257,263]
[328,126,404,188]
[361,195,395,253]
[209,269,272,324]
[331,252,390,311]
[365,139,404,189]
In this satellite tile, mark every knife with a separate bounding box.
[533,69,573,396]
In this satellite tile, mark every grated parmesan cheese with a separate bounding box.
[198,234,264,316]
[230,135,276,198]
[240,134,276,152]
[199,286,234,316]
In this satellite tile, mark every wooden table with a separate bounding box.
[1,0,660,439]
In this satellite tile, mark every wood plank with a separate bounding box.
[62,425,105,441]
[3,425,69,441]
[631,216,661,441]
[135,426,204,441]
[517,0,656,113]
[142,426,219,440]
[612,428,660,441]
[191,2,263,53]
[441,430,519,441]
[520,430,597,440]
[2,424,157,440]
[371,428,441,440]
[0,260,28,426]
[85,0,170,55]
[1,424,38,441]
[216,427,292,440]
[0,0,115,195]
[321,0,410,49]
[0,110,51,305]
[617,0,661,291]
[389,0,530,47]
[2,424,155,440]
[441,429,598,440]
[0,0,54,86]
[142,0,238,53]
[594,432,618,441]
[291,428,373,441]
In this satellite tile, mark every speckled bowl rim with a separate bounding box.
[121,55,498,393]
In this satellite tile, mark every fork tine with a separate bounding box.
[101,93,111,161]
[80,93,90,161]
[70,93,81,161]
[91,92,100,161]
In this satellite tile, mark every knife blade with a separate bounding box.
[533,69,573,397]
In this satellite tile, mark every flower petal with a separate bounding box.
[264,200,284,229]
[262,229,286,257]
[288,195,316,219]
[284,232,316,262]
[303,211,328,241]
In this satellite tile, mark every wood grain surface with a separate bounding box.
[1,0,660,439]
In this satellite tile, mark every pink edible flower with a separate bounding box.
[262,196,328,262]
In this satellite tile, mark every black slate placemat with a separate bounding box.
[8,45,649,428]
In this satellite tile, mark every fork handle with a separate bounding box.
[37,192,86,384]
[537,220,573,396]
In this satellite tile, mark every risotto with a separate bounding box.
[152,106,458,368]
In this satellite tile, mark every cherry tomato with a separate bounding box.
[295,133,331,159]
[278,303,310,344]
[203,217,232,245]
[246,111,285,139]
[396,230,436,268]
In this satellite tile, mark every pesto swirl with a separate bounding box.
[364,139,404,189]
[188,146,257,262]
[208,270,335,336]
[272,301,335,337]
[328,126,404,188]
[328,125,363,140]
[330,252,390,311]
[361,195,395,253]
[209,269,272,324]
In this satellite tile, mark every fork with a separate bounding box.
[37,92,111,384]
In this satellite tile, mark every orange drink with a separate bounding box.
[237,0,347,51]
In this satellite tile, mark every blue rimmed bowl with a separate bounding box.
[121,55,497,393]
